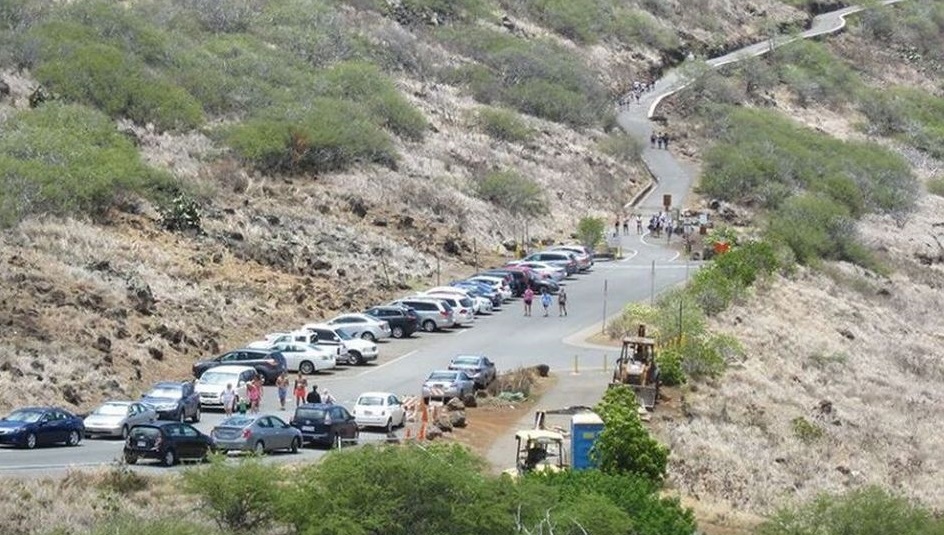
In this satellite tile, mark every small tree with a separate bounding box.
[576,216,605,252]
[182,455,282,532]
[593,386,668,483]
[476,170,548,217]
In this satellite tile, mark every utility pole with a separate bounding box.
[601,279,608,334]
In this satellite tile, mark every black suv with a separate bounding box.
[140,381,201,423]
[191,348,287,385]
[364,305,419,339]
[124,421,212,466]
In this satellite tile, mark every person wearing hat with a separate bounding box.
[306,384,322,404]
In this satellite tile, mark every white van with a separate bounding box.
[194,365,256,407]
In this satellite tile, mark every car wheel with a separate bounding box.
[422,319,436,333]
[124,453,138,465]
[290,437,300,454]
[24,432,37,450]
[66,430,80,447]
[254,441,266,455]
[121,425,129,440]
[163,449,177,467]
[361,331,376,342]
[192,406,201,423]
[391,326,405,339]
[350,352,364,366]
[384,418,393,434]
[299,361,315,375]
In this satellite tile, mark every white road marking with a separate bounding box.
[354,350,417,377]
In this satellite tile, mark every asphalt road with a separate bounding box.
[0,233,690,475]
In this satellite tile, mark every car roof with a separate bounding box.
[427,369,461,375]
[296,403,337,410]
[99,400,135,406]
[14,406,63,412]
[356,391,397,399]
[302,323,335,331]
[203,365,257,374]
[452,354,485,360]
[134,421,190,429]
[152,381,187,388]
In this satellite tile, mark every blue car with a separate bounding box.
[141,381,201,423]
[0,407,85,449]
[452,281,502,308]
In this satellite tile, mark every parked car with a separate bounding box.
[247,331,343,358]
[466,275,513,301]
[123,421,212,466]
[416,294,475,326]
[326,313,392,342]
[302,324,378,365]
[290,403,359,448]
[352,392,407,432]
[141,381,201,423]
[269,342,337,374]
[211,414,302,454]
[191,348,288,385]
[448,355,497,389]
[84,401,157,439]
[507,261,567,282]
[480,269,528,297]
[531,277,560,295]
[429,286,494,314]
[452,280,502,308]
[363,305,419,339]
[195,365,256,408]
[422,370,475,403]
[521,251,578,276]
[548,244,593,271]
[0,407,84,449]
[388,297,455,333]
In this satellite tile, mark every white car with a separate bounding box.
[269,342,337,374]
[302,323,379,365]
[467,276,512,301]
[413,294,475,326]
[424,288,480,314]
[83,401,157,438]
[353,392,407,432]
[194,365,257,408]
[510,261,566,282]
[246,332,291,349]
[247,331,342,358]
[326,313,391,342]
[548,244,593,271]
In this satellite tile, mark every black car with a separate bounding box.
[123,421,213,466]
[481,269,528,297]
[0,407,85,449]
[192,348,288,384]
[364,305,419,339]
[290,403,359,449]
[140,381,201,423]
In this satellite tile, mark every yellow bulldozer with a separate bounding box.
[611,324,660,410]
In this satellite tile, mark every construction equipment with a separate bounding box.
[611,324,660,410]
[506,429,568,476]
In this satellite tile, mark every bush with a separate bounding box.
[476,106,535,143]
[0,102,174,227]
[183,455,282,532]
[593,385,669,482]
[475,170,548,216]
[597,132,644,163]
[159,194,202,232]
[771,40,862,107]
[46,515,208,535]
[790,416,824,444]
[576,216,605,251]
[654,346,686,386]
[758,486,944,535]
[224,98,397,173]
[860,87,944,159]
[688,240,779,314]
[928,177,944,197]
[765,194,869,266]
[97,463,150,494]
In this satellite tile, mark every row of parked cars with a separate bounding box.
[0,245,593,464]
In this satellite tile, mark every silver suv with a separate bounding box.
[388,298,455,333]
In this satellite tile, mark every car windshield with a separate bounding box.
[357,396,384,406]
[199,372,237,385]
[295,408,326,420]
[428,372,458,381]
[219,416,255,427]
[94,403,129,416]
[459,298,473,307]
[146,387,181,398]
[4,409,44,423]
[452,357,480,366]
[129,426,159,439]
[332,329,352,340]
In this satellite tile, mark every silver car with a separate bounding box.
[422,370,475,403]
[84,401,157,439]
[389,298,456,332]
[211,414,302,454]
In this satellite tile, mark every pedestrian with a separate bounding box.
[662,133,670,150]
[614,217,620,236]
[558,288,568,317]
[306,384,322,404]
[656,134,663,149]
[293,372,308,408]
[650,132,657,148]
[636,214,643,234]
[221,383,236,416]
[622,219,629,235]
[247,375,262,414]
[540,289,552,317]
[322,389,336,405]
[276,372,289,411]
[522,287,535,316]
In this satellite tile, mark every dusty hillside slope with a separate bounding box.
[649,21,944,519]
[0,0,824,412]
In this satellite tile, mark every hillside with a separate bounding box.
[1,0,944,529]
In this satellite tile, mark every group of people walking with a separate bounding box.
[218,371,337,416]
[650,132,671,149]
[522,287,567,317]
[618,79,656,107]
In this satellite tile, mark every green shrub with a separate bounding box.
[597,132,644,163]
[928,177,944,197]
[758,486,944,535]
[224,98,397,173]
[183,455,281,532]
[0,102,174,227]
[593,385,669,482]
[655,346,686,386]
[159,194,202,232]
[791,416,824,444]
[47,515,209,535]
[860,87,944,159]
[688,240,779,314]
[475,170,548,216]
[771,40,862,107]
[97,463,150,494]
[476,106,534,142]
[504,78,599,127]
[765,194,871,266]
[392,0,490,23]
[576,216,605,251]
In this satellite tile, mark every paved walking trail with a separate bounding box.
[486,0,908,473]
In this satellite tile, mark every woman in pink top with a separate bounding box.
[247,376,263,414]
[522,287,534,317]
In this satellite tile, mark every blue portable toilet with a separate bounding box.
[570,412,604,470]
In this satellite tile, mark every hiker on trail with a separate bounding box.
[662,133,670,150]
[636,214,643,234]
[622,218,629,235]
[293,372,308,407]
[614,217,620,236]
[540,289,552,317]
[666,221,674,243]
[522,287,535,316]
[656,134,664,149]
[306,384,322,404]
[221,383,236,416]
[558,288,568,317]
[650,132,657,148]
